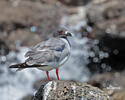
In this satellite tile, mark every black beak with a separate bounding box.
[66,32,72,37]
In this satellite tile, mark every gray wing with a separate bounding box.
[25,38,68,67]
[25,38,65,53]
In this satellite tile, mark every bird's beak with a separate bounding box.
[65,31,72,37]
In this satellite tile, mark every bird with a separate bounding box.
[9,28,72,80]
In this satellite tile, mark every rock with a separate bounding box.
[33,80,112,100]
[0,39,9,56]
[33,79,49,90]
[58,0,91,6]
[8,29,42,50]
[113,90,125,100]
[88,72,125,100]
[0,0,70,51]
[87,35,125,72]
[21,94,33,100]
[89,72,125,89]
[86,0,125,72]
[86,0,125,37]
[99,35,125,71]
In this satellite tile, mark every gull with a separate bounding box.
[9,28,72,80]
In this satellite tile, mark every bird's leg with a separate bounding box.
[56,69,59,80]
[46,71,50,80]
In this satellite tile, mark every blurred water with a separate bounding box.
[0,7,91,100]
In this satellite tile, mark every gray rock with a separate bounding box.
[0,39,9,56]
[86,0,125,72]
[86,0,125,38]
[88,72,125,100]
[0,0,69,50]
[59,0,91,6]
[33,80,112,100]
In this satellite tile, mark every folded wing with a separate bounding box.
[25,38,67,67]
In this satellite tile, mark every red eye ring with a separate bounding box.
[58,30,63,34]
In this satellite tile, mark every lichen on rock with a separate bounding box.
[33,80,112,100]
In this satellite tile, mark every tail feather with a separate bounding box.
[9,63,28,68]
[9,63,46,68]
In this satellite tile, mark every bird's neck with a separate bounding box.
[61,37,71,47]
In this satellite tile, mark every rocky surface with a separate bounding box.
[113,90,125,100]
[22,94,33,100]
[0,39,9,56]
[33,80,112,100]
[89,72,125,89]
[0,0,72,51]
[86,0,125,72]
[59,0,91,6]
[86,0,125,38]
[89,72,125,100]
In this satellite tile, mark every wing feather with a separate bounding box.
[25,38,66,67]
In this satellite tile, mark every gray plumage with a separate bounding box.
[25,37,70,68]
[9,28,72,72]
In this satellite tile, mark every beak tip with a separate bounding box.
[67,32,72,37]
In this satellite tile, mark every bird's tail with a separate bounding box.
[9,63,44,69]
[9,63,29,69]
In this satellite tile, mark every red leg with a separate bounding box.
[56,69,59,80]
[46,71,50,80]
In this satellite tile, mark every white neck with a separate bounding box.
[61,37,71,47]
[60,38,71,50]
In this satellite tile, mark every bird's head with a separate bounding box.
[53,28,72,38]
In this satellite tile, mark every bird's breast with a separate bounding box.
[59,54,70,66]
[37,66,53,71]
[59,38,71,66]
[60,38,71,51]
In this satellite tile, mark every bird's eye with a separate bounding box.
[58,30,63,34]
